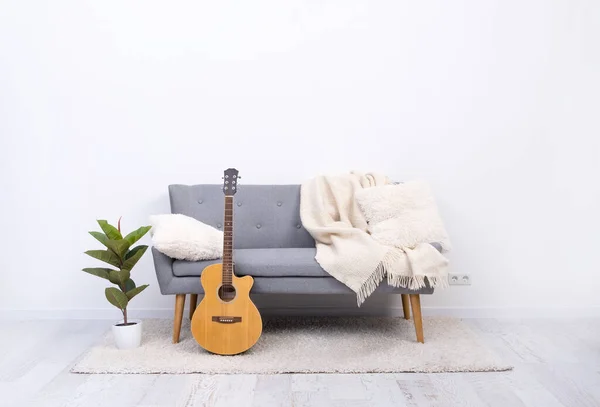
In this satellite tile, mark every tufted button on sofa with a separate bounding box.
[152,184,435,344]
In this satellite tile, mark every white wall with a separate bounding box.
[1,0,599,318]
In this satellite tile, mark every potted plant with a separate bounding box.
[83,219,151,349]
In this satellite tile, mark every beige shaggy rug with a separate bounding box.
[71,317,511,374]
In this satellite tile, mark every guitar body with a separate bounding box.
[191,263,263,355]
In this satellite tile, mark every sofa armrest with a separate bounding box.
[152,247,175,295]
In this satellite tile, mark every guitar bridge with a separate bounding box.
[212,316,242,324]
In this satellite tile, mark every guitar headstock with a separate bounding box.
[222,168,240,196]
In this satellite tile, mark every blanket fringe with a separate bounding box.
[387,274,449,291]
[357,249,449,306]
[356,261,386,306]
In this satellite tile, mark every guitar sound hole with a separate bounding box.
[218,285,236,302]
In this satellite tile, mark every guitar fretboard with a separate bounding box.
[222,196,234,285]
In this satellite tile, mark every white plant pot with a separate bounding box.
[112,319,142,349]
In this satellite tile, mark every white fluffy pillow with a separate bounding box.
[149,214,223,261]
[354,181,451,251]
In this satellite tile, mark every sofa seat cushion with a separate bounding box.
[172,248,329,278]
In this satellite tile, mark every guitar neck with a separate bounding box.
[222,196,234,285]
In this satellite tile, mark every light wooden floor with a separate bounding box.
[1,318,599,407]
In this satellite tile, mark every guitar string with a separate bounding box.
[222,196,235,300]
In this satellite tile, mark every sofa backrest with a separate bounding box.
[168,184,315,249]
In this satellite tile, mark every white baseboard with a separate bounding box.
[1,306,599,320]
[420,306,600,319]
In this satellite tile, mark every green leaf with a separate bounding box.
[124,226,152,247]
[97,220,122,240]
[105,287,128,310]
[89,231,110,247]
[118,269,130,285]
[105,239,131,258]
[125,284,148,300]
[122,245,148,271]
[124,244,146,260]
[107,269,130,286]
[108,270,121,285]
[125,278,136,292]
[85,250,121,268]
[90,231,129,258]
[82,267,115,280]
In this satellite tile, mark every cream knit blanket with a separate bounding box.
[300,173,450,305]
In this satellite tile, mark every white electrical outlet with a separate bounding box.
[449,274,471,286]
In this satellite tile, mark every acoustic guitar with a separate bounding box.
[191,168,263,355]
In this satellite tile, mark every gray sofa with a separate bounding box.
[152,184,434,344]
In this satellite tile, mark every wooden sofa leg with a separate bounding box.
[409,294,424,343]
[401,294,411,320]
[189,294,198,319]
[173,294,186,344]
